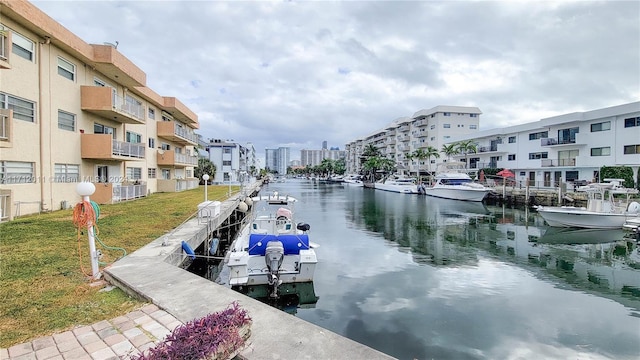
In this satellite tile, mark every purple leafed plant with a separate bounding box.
[133,302,251,360]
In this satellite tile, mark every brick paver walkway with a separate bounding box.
[1,304,182,360]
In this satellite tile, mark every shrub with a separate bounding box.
[133,302,251,360]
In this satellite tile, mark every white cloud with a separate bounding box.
[32,0,640,161]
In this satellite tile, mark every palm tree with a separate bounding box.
[441,143,458,161]
[423,146,440,174]
[456,140,477,169]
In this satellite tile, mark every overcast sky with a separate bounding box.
[32,0,639,163]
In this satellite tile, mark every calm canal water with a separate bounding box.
[224,179,640,360]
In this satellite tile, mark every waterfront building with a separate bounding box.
[265,147,290,175]
[300,147,346,167]
[0,0,200,221]
[345,106,482,176]
[204,139,256,184]
[447,102,640,188]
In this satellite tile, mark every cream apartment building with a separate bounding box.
[345,106,482,175]
[0,0,200,221]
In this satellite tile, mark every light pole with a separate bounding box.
[202,174,209,202]
[76,182,100,280]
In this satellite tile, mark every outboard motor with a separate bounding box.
[297,222,310,232]
[265,240,284,297]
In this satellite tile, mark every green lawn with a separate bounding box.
[0,185,236,348]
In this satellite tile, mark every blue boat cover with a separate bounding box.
[248,234,310,255]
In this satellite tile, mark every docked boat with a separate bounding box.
[343,174,364,187]
[535,179,640,229]
[227,192,317,298]
[422,162,492,202]
[374,175,419,194]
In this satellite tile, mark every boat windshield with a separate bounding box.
[441,179,472,185]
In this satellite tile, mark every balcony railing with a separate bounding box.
[541,158,576,167]
[113,183,147,202]
[541,137,576,146]
[113,140,145,158]
[477,145,498,153]
[176,179,199,191]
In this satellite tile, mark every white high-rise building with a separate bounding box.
[265,147,290,175]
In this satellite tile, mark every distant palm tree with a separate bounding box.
[441,143,458,161]
[456,140,477,169]
[423,146,440,174]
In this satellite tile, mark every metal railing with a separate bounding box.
[541,137,576,146]
[113,94,145,121]
[174,124,198,143]
[176,179,199,191]
[0,33,6,60]
[541,158,576,167]
[112,140,145,158]
[113,183,147,202]
[174,153,198,165]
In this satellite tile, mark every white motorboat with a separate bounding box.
[535,179,640,229]
[343,174,364,187]
[422,162,492,202]
[227,191,317,298]
[374,175,419,194]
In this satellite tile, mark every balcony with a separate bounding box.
[157,120,198,145]
[157,149,198,167]
[157,178,199,192]
[81,86,145,124]
[541,158,576,167]
[477,145,498,153]
[81,134,145,160]
[0,109,12,148]
[413,119,428,127]
[541,137,578,146]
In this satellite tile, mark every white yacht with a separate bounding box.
[422,162,492,202]
[374,175,419,194]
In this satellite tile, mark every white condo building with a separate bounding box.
[346,106,482,176]
[205,139,256,184]
[448,102,640,188]
[265,147,289,175]
[300,148,346,167]
[346,102,640,188]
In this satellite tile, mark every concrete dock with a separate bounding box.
[2,184,394,360]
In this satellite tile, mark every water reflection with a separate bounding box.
[235,282,319,315]
[236,181,640,359]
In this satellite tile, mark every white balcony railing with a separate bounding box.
[0,112,8,140]
[113,94,145,121]
[112,140,145,158]
[113,183,147,202]
[174,124,198,143]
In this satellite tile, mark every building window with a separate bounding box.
[94,123,115,138]
[469,125,477,129]
[529,131,548,140]
[148,168,157,179]
[430,137,435,141]
[565,171,579,181]
[161,169,170,180]
[623,144,640,154]
[57,110,75,131]
[11,31,34,61]
[470,114,478,118]
[430,125,435,130]
[529,152,548,159]
[624,117,640,128]
[126,131,142,143]
[508,154,516,161]
[457,124,464,128]
[186,169,193,178]
[0,161,35,184]
[591,121,611,132]
[508,136,516,143]
[57,57,75,81]
[224,148,232,154]
[161,143,171,151]
[148,108,155,120]
[54,163,79,182]
[443,112,451,116]
[223,172,230,182]
[443,136,451,140]
[443,124,451,128]
[223,160,232,166]
[591,147,610,156]
[126,167,142,180]
[1,92,36,123]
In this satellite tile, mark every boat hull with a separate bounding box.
[228,249,317,286]
[374,183,418,194]
[537,207,635,229]
[423,187,490,202]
